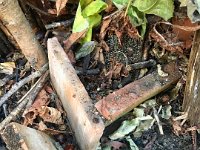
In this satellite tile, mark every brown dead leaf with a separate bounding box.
[172,17,197,49]
[32,89,50,108]
[38,106,64,125]
[38,121,65,135]
[106,61,126,79]
[171,119,183,136]
[23,107,38,125]
[38,120,48,131]
[100,18,111,40]
[44,85,54,94]
[63,30,87,51]
[56,0,68,16]
[150,22,200,53]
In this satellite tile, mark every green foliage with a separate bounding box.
[75,41,96,60]
[112,0,174,37]
[72,0,107,43]
[109,99,156,140]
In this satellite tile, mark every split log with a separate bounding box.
[0,0,47,69]
[1,122,61,150]
[95,63,181,122]
[48,37,105,150]
[183,30,200,125]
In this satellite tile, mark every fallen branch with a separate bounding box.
[0,64,48,107]
[0,0,47,69]
[0,70,49,131]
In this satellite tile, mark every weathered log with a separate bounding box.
[1,122,61,150]
[95,63,181,122]
[183,30,200,125]
[48,37,105,150]
[0,0,47,69]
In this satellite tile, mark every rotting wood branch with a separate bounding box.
[0,0,47,69]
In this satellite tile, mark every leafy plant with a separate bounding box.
[72,0,107,43]
[113,0,174,37]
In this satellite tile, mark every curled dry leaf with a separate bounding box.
[38,106,64,125]
[23,107,38,125]
[56,0,68,16]
[23,88,63,125]
[172,17,198,49]
[150,22,200,53]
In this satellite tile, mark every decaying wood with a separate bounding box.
[0,71,49,131]
[48,37,105,150]
[0,64,48,107]
[95,63,181,122]
[183,30,200,125]
[1,122,61,150]
[0,0,47,69]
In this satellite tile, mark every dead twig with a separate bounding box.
[153,106,164,135]
[0,64,48,107]
[127,59,156,70]
[45,19,74,30]
[0,70,49,131]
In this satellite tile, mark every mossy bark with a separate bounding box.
[0,0,47,69]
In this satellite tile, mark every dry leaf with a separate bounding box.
[100,18,111,39]
[32,89,50,108]
[38,121,66,135]
[38,106,64,125]
[172,17,197,49]
[63,30,87,51]
[38,120,48,131]
[0,62,15,74]
[150,21,200,53]
[56,0,68,16]
[23,107,38,125]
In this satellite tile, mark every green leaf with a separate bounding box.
[133,0,174,21]
[75,41,96,60]
[133,0,158,12]
[73,0,107,43]
[125,136,139,150]
[82,0,107,17]
[80,0,93,9]
[81,14,102,43]
[109,119,140,140]
[128,6,147,37]
[112,0,128,9]
[72,3,89,33]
